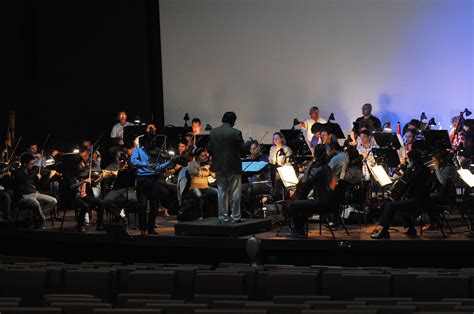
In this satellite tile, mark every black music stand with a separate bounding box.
[372,148,400,168]
[123,125,145,147]
[280,129,302,142]
[163,126,192,150]
[422,130,451,151]
[373,132,401,150]
[325,122,345,139]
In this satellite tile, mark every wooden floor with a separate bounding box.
[43,206,474,241]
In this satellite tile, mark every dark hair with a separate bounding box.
[250,140,259,147]
[313,144,327,163]
[20,153,36,165]
[409,119,421,130]
[192,118,201,125]
[273,132,286,145]
[179,138,189,146]
[359,129,371,137]
[407,149,422,164]
[321,125,333,134]
[358,119,374,132]
[345,146,363,169]
[222,112,237,126]
[328,142,341,152]
[311,122,323,134]
[195,147,207,158]
[433,150,450,166]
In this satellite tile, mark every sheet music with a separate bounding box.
[369,165,392,187]
[458,169,474,188]
[276,165,299,188]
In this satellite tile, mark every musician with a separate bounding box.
[241,140,272,216]
[187,147,217,218]
[340,147,365,184]
[62,156,122,232]
[0,167,13,221]
[299,106,327,149]
[110,111,133,146]
[327,143,346,181]
[398,129,416,165]
[13,153,58,229]
[287,144,333,237]
[208,111,248,224]
[82,139,101,166]
[356,129,379,181]
[402,119,423,141]
[371,149,432,239]
[309,123,323,150]
[131,132,173,234]
[269,132,292,166]
[354,103,382,132]
[192,118,203,135]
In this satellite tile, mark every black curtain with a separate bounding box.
[2,0,164,150]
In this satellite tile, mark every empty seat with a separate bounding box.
[144,303,208,314]
[49,302,112,314]
[196,311,267,314]
[347,305,416,314]
[0,308,61,314]
[127,271,176,295]
[93,310,163,314]
[353,297,413,305]
[64,270,116,301]
[259,272,319,299]
[194,272,246,295]
[305,301,367,309]
[116,294,172,307]
[45,298,103,305]
[273,296,330,303]
[396,301,461,311]
[244,303,311,314]
[193,294,248,303]
[0,269,47,302]
[125,299,185,308]
[302,311,377,314]
[442,298,474,305]
[414,276,469,300]
[322,273,390,300]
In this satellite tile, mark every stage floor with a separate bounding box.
[2,208,474,268]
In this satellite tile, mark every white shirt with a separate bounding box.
[301,117,327,147]
[269,145,293,166]
[111,122,133,145]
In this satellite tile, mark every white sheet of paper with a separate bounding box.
[277,165,299,188]
[369,165,392,187]
[458,169,474,188]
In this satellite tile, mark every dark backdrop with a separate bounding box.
[2,0,164,151]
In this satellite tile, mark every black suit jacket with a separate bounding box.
[209,123,246,175]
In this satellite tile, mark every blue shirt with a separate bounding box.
[131,147,171,176]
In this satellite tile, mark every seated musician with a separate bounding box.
[298,106,327,149]
[327,142,345,182]
[287,144,333,237]
[110,110,133,146]
[372,149,432,239]
[242,140,272,217]
[103,145,136,219]
[339,147,365,185]
[423,150,458,230]
[192,118,203,135]
[62,155,122,233]
[187,148,217,218]
[269,132,292,166]
[309,123,323,151]
[269,132,293,201]
[356,129,379,181]
[13,153,58,229]
[82,139,101,168]
[0,168,13,221]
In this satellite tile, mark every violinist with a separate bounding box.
[187,147,217,218]
[372,149,432,239]
[13,153,58,229]
[82,139,101,168]
[62,155,122,232]
[287,144,333,238]
[241,140,272,217]
[0,165,13,221]
[131,132,173,235]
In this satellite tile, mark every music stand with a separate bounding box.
[242,161,269,174]
[458,169,474,188]
[286,141,311,157]
[368,164,392,188]
[325,122,345,139]
[373,132,401,150]
[280,129,302,142]
[372,148,401,168]
[123,125,145,147]
[422,130,451,151]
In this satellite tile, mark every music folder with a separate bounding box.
[242,161,268,173]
